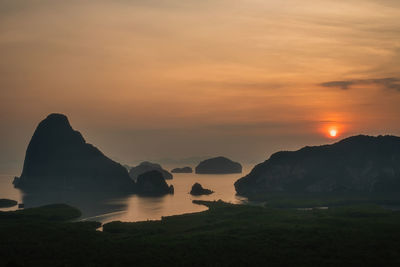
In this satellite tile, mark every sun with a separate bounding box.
[320,120,343,139]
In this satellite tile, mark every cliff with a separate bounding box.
[13,114,135,192]
[235,135,400,195]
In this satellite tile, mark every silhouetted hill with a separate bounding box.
[235,135,400,195]
[129,162,173,181]
[13,113,135,192]
[171,167,193,173]
[136,170,174,195]
[195,157,242,174]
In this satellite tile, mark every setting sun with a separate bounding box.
[329,129,338,137]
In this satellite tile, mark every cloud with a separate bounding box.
[320,78,400,91]
[188,80,283,91]
[320,81,354,90]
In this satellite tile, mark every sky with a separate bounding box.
[1,0,400,173]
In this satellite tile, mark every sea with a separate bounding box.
[0,165,252,224]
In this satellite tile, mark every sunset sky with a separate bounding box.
[1,0,400,173]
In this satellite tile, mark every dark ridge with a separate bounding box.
[235,135,400,195]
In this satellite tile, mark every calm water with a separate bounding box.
[0,166,251,224]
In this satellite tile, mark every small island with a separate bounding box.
[195,156,242,174]
[190,183,213,195]
[129,162,173,181]
[0,199,18,208]
[171,167,193,173]
[136,170,174,195]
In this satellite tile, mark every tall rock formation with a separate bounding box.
[13,113,135,192]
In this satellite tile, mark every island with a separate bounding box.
[136,170,174,195]
[129,161,173,181]
[195,156,242,174]
[0,199,17,208]
[235,135,400,196]
[171,167,193,173]
[190,183,213,195]
[12,113,136,192]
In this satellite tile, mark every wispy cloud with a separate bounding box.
[320,78,400,91]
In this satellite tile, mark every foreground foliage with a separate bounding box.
[1,200,400,266]
[247,192,400,208]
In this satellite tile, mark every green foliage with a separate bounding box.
[0,203,82,221]
[2,201,400,266]
[247,192,400,208]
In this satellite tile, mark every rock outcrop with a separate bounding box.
[195,157,242,174]
[13,113,135,192]
[129,162,173,181]
[136,170,174,195]
[171,167,193,173]
[190,183,213,195]
[235,135,400,195]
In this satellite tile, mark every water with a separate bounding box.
[0,166,251,224]
[0,174,23,212]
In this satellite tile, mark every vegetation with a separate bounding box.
[2,200,400,266]
[0,198,17,208]
[8,203,82,221]
[247,192,400,208]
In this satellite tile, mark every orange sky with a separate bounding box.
[1,0,400,172]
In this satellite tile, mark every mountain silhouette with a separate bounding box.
[13,113,135,192]
[235,135,400,195]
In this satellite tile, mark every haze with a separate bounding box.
[1,0,400,173]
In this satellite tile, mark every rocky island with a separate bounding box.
[235,135,400,195]
[13,113,136,192]
[0,199,18,208]
[136,170,174,195]
[190,183,213,195]
[129,162,173,181]
[171,167,193,173]
[195,156,242,174]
